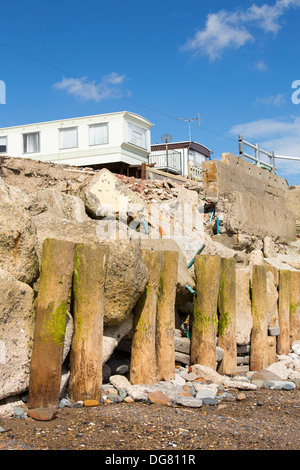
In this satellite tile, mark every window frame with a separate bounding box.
[0,135,7,153]
[59,126,78,150]
[23,132,40,154]
[127,122,148,150]
[89,122,109,147]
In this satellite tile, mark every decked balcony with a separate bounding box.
[149,149,182,175]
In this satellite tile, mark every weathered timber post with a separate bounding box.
[156,251,178,381]
[267,337,276,366]
[68,243,107,402]
[290,271,300,345]
[217,258,237,376]
[250,265,269,371]
[191,255,221,369]
[130,250,163,385]
[28,238,75,409]
[277,270,291,355]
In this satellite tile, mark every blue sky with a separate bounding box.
[1,0,300,184]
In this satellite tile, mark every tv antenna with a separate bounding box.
[176,114,202,142]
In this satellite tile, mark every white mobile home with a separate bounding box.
[150,141,212,178]
[0,111,153,173]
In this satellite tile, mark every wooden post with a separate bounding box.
[290,271,300,346]
[217,258,237,376]
[267,336,276,366]
[250,265,269,371]
[156,251,178,381]
[68,243,107,403]
[130,250,163,385]
[141,162,146,180]
[28,238,75,410]
[191,255,221,369]
[277,270,291,355]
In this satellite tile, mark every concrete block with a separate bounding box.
[268,326,281,336]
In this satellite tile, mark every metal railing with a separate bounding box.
[238,135,276,173]
[189,163,203,182]
[238,135,300,174]
[149,149,182,175]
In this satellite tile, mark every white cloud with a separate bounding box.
[229,116,300,139]
[182,0,300,60]
[255,93,286,107]
[229,116,300,181]
[181,10,253,61]
[53,73,127,102]
[254,60,268,72]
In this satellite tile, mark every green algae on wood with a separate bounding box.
[191,254,221,370]
[217,258,237,376]
[28,238,75,410]
[39,300,67,346]
[130,249,164,385]
[68,243,107,403]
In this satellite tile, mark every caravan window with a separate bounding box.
[89,123,108,146]
[128,122,147,149]
[59,127,78,149]
[0,136,7,153]
[23,132,40,153]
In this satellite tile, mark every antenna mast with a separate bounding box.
[176,114,202,142]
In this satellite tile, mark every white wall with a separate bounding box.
[0,112,152,167]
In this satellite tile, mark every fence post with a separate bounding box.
[238,135,244,159]
[271,151,276,174]
[255,143,261,167]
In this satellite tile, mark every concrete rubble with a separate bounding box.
[0,154,299,418]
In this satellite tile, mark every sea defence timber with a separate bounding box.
[25,240,300,417]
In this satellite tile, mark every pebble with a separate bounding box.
[83,400,99,407]
[202,398,219,406]
[175,396,203,408]
[237,393,247,401]
[13,406,27,419]
[195,389,217,400]
[265,381,296,390]
[75,358,299,410]
[148,391,170,405]
[124,396,134,403]
[106,393,123,403]
[10,351,298,419]
[27,407,57,421]
[59,398,72,408]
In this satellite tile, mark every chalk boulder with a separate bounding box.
[27,188,88,223]
[0,269,35,400]
[0,191,39,285]
[79,168,145,219]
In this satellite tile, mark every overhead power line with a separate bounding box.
[0,40,237,145]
